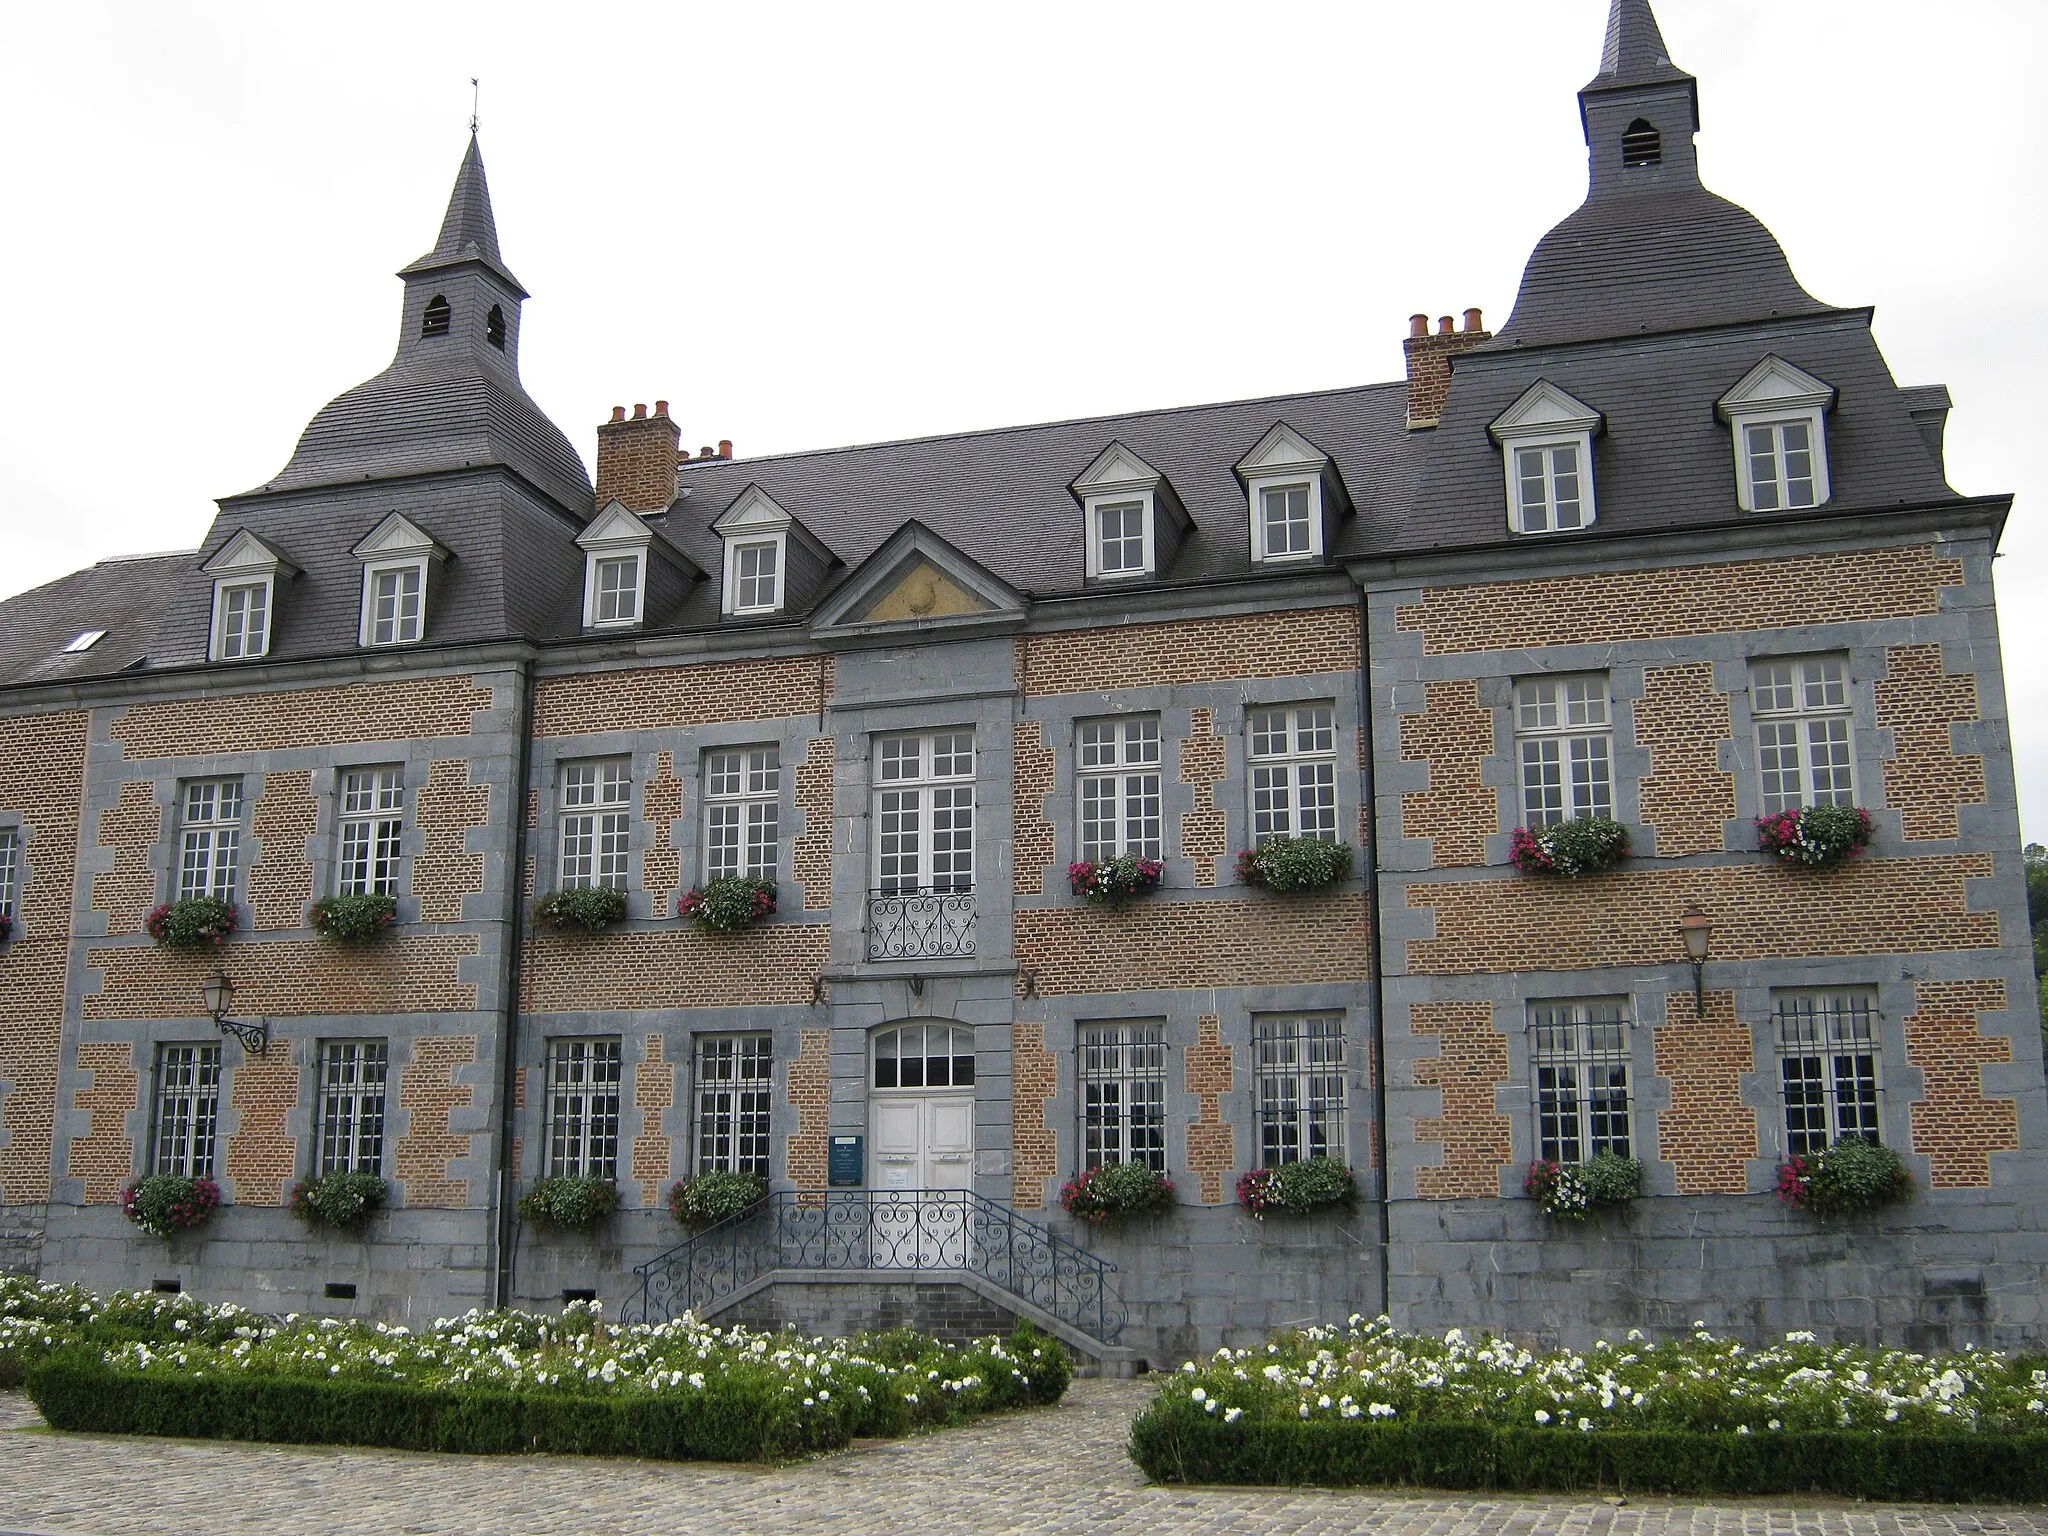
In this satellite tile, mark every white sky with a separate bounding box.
[2,2,2043,830]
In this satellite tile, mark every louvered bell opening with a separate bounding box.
[421,295,452,337]
[486,303,505,349]
[1621,119,1662,167]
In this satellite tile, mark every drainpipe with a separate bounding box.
[1356,596,1393,1313]
[490,656,537,1309]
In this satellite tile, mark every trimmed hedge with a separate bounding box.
[1128,1398,2048,1502]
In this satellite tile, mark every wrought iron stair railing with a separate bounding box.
[624,1188,1124,1345]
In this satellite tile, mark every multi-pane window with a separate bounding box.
[545,1037,622,1180]
[1096,501,1147,576]
[1514,442,1586,533]
[216,581,269,659]
[1260,483,1313,559]
[1753,657,1854,814]
[1774,989,1881,1155]
[593,555,640,624]
[1744,420,1818,511]
[875,731,974,893]
[366,563,424,645]
[1515,676,1612,826]
[177,779,245,901]
[1247,705,1337,844]
[1255,1013,1346,1167]
[694,1035,772,1177]
[705,747,780,881]
[317,1040,388,1175]
[1077,717,1161,861]
[153,1044,221,1177]
[1079,1022,1166,1171]
[337,767,404,897]
[0,827,18,925]
[734,540,780,612]
[872,1023,975,1088]
[1530,1000,1632,1163]
[560,761,631,889]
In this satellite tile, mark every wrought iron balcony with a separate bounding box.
[866,886,975,961]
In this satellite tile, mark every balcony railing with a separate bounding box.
[866,886,975,960]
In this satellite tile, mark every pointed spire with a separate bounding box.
[399,134,524,292]
[1586,0,1692,92]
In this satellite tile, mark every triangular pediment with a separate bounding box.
[811,522,1025,636]
[1234,422,1331,476]
[351,511,448,561]
[1489,379,1604,440]
[577,499,655,551]
[200,528,298,578]
[712,484,793,535]
[1718,355,1835,417]
[1072,441,1161,493]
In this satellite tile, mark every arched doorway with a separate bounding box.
[868,1022,975,1194]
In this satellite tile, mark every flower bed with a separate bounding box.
[1129,1315,2048,1500]
[1757,805,1873,869]
[1525,1153,1642,1220]
[1235,837,1353,893]
[145,897,236,950]
[1509,817,1629,877]
[1068,855,1164,906]
[667,1171,767,1228]
[1236,1157,1355,1218]
[536,886,629,933]
[678,876,776,933]
[122,1174,221,1238]
[289,1170,388,1230]
[1059,1163,1175,1224]
[1777,1137,1910,1217]
[0,1277,259,1388]
[309,892,398,942]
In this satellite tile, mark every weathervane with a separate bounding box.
[470,77,480,135]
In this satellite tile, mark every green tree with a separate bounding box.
[2026,843,2048,1051]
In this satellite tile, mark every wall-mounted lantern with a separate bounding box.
[203,972,269,1055]
[1677,905,1714,1016]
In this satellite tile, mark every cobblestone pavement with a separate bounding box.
[2,1381,2045,1536]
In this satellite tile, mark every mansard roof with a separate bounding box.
[0,553,189,687]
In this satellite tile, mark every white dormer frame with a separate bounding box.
[351,513,449,648]
[1070,442,1167,581]
[1489,380,1605,536]
[200,529,297,662]
[1717,355,1836,513]
[713,486,795,617]
[576,500,655,630]
[1233,424,1339,565]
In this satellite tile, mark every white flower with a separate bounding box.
[1534,1410,1552,1425]
[1190,1387,1207,1403]
[1203,1399,1218,1414]
[1224,1407,1243,1424]
[1369,1403,1396,1419]
[1182,1360,1197,1374]
[1579,1418,1593,1432]
[1318,1394,1333,1409]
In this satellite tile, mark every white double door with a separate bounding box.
[869,1090,974,1266]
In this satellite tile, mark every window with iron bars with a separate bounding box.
[1247,705,1337,844]
[1773,988,1881,1155]
[559,760,631,889]
[694,1035,772,1177]
[1529,999,1631,1163]
[316,1040,388,1175]
[1255,1013,1345,1166]
[336,767,404,897]
[545,1037,622,1180]
[153,1043,221,1177]
[1078,1022,1166,1171]
[1077,717,1161,861]
[177,779,245,901]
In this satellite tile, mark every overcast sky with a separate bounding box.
[3,2,2043,829]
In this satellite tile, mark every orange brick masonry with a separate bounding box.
[523,925,828,1012]
[394,1035,477,1208]
[1635,663,1736,857]
[1655,991,1758,1194]
[1019,607,1359,696]
[1011,722,1056,898]
[85,935,482,1019]
[1874,644,1987,842]
[1179,708,1228,888]
[91,779,162,936]
[1184,1015,1234,1205]
[224,1051,300,1206]
[534,655,832,737]
[1905,979,2019,1188]
[1410,1001,1511,1200]
[1010,1021,1057,1209]
[794,737,834,911]
[785,1030,830,1192]
[1399,680,1494,868]
[641,751,684,900]
[68,1041,138,1205]
[111,675,493,758]
[1016,895,1372,996]
[413,758,492,924]
[248,771,317,931]
[631,1033,675,1208]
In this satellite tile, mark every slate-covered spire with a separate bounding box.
[398,133,523,293]
[1585,0,1694,96]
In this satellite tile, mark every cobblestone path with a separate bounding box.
[2,1382,2044,1536]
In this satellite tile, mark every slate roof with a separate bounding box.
[398,134,523,292]
[0,553,189,687]
[1584,0,1694,95]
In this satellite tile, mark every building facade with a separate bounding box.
[1,0,2042,1363]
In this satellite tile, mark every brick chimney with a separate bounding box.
[1403,309,1490,429]
[594,400,682,511]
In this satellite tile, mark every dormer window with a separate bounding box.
[1094,500,1149,578]
[1259,483,1313,559]
[1070,442,1184,583]
[1489,381,1603,536]
[1717,356,1835,513]
[351,513,448,649]
[201,529,298,663]
[733,540,780,613]
[593,556,640,623]
[577,501,656,630]
[486,304,505,349]
[712,486,831,620]
[1621,118,1661,167]
[421,296,451,337]
[1234,424,1351,566]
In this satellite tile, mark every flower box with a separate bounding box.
[1525,1152,1642,1220]
[1236,1157,1355,1218]
[535,886,629,933]
[667,1170,768,1228]
[1067,855,1164,907]
[309,892,398,943]
[1059,1163,1176,1224]
[288,1170,388,1230]
[1510,816,1629,877]
[1756,805,1873,869]
[0,914,12,944]
[678,876,777,933]
[145,897,236,950]
[1235,837,1354,893]
[516,1175,619,1231]
[1776,1136,1909,1216]
[121,1174,221,1238]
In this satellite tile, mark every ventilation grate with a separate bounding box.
[324,1282,358,1301]
[562,1287,597,1304]
[1621,119,1662,167]
[152,1279,181,1294]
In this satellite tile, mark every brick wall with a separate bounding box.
[1012,722,1055,897]
[642,751,683,900]
[786,1029,829,1191]
[91,779,162,936]
[68,1041,137,1205]
[794,737,834,911]
[1010,1022,1056,1208]
[1179,707,1228,887]
[1403,320,1492,427]
[111,676,492,758]
[1905,980,2020,1188]
[594,405,681,511]
[534,655,831,737]
[631,1033,674,1207]
[394,1035,476,1207]
[1394,544,1963,655]
[413,758,491,923]
[1405,855,1996,973]
[1016,895,1371,995]
[248,771,316,930]
[1874,644,1987,842]
[224,1052,300,1206]
[85,936,482,1019]
[1019,607,1359,696]
[1654,991,1757,1193]
[1410,1001,1511,1199]
[523,925,828,1011]
[1635,663,1736,856]
[1399,680,1493,867]
[1184,1015,1233,1204]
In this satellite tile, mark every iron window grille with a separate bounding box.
[560,761,631,890]
[336,767,404,897]
[1255,1013,1346,1167]
[153,1043,222,1177]
[545,1037,622,1180]
[872,1023,975,1089]
[216,581,269,659]
[1515,676,1612,826]
[705,746,781,882]
[1514,441,1588,533]
[1077,716,1162,861]
[1247,705,1337,844]
[317,1039,388,1175]
[694,1035,772,1177]
[1079,1022,1166,1171]
[1529,999,1632,1163]
[1773,989,1881,1155]
[1095,500,1147,576]
[0,826,22,924]
[874,731,974,894]
[1744,420,1819,511]
[1752,657,1855,814]
[177,779,245,902]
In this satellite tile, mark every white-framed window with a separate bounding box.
[592,554,641,626]
[1773,988,1881,1155]
[1530,999,1631,1163]
[361,560,426,647]
[694,1035,772,1177]
[1515,676,1613,826]
[1752,656,1855,814]
[1510,440,1589,534]
[1079,1022,1166,1171]
[1258,482,1314,561]
[176,779,245,902]
[0,827,19,926]
[874,731,974,894]
[1247,704,1337,844]
[704,746,780,882]
[559,761,631,890]
[1093,499,1150,579]
[1742,420,1820,512]
[731,540,781,615]
[544,1037,622,1180]
[1718,356,1833,514]
[211,580,272,661]
[336,767,404,897]
[1073,444,1173,581]
[872,1022,975,1089]
[317,1039,388,1176]
[153,1043,221,1177]
[1077,716,1161,861]
[1255,1013,1345,1166]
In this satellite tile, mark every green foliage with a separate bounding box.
[516,1176,619,1231]
[1275,1156,1357,1212]
[667,1170,767,1227]
[121,1173,220,1237]
[1060,1162,1176,1223]
[1236,837,1354,893]
[1581,1152,1643,1205]
[536,886,629,932]
[1779,1138,1911,1217]
[308,892,398,942]
[144,896,236,949]
[0,1277,263,1387]
[289,1171,388,1229]
[1525,1154,1641,1220]
[1511,817,1630,877]
[2026,844,2048,1051]
[678,876,777,932]
[1004,1322,1071,1407]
